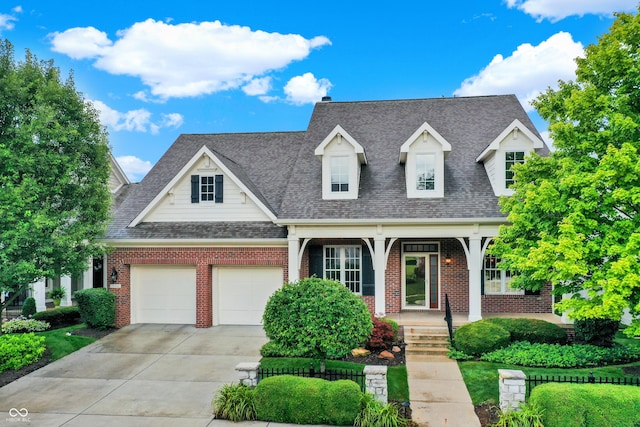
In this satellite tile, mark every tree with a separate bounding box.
[0,40,111,327]
[490,9,640,335]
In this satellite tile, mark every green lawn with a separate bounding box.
[459,332,640,405]
[260,357,410,401]
[35,324,98,361]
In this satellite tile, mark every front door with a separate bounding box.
[403,253,439,309]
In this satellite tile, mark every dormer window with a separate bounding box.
[399,122,451,199]
[315,125,367,200]
[505,151,524,188]
[330,156,350,192]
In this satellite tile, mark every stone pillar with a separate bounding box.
[60,276,72,307]
[499,369,526,412]
[374,236,386,316]
[288,233,300,283]
[32,279,47,312]
[364,365,388,404]
[468,236,483,322]
[236,362,260,387]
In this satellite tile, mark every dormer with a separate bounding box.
[399,122,451,198]
[476,119,544,196]
[315,125,367,200]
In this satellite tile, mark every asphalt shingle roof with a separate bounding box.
[106,95,546,240]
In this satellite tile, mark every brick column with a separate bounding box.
[499,369,526,412]
[364,365,388,403]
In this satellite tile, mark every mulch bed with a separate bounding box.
[0,325,117,388]
[475,401,501,427]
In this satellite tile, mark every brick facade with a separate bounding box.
[108,247,288,328]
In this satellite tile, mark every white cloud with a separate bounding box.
[242,77,272,96]
[0,11,18,32]
[50,19,331,100]
[91,100,183,134]
[115,155,153,182]
[283,72,332,105]
[506,0,637,22]
[454,32,584,111]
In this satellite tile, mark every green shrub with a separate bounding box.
[212,383,256,422]
[32,306,81,327]
[494,402,544,427]
[262,277,373,359]
[355,393,407,427]
[453,320,511,356]
[1,316,50,333]
[254,375,361,425]
[574,318,620,347]
[486,318,568,345]
[530,383,640,427]
[0,333,46,372]
[481,341,640,368]
[379,317,399,342]
[21,297,37,317]
[74,288,116,330]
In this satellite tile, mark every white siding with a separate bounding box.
[144,156,271,222]
[482,129,538,196]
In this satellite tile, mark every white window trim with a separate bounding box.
[324,245,362,294]
[200,175,216,202]
[483,256,523,295]
[330,156,350,193]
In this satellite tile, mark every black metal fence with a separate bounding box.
[526,373,640,396]
[258,367,366,392]
[444,293,454,342]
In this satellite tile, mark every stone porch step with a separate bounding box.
[404,325,451,356]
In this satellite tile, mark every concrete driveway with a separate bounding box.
[0,324,269,427]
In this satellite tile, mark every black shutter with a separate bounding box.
[361,245,375,296]
[309,246,323,279]
[191,175,200,203]
[214,175,224,203]
[480,268,485,296]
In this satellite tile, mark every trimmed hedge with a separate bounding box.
[22,297,37,317]
[574,318,620,347]
[485,317,567,345]
[453,320,511,356]
[254,375,361,425]
[32,306,81,327]
[74,288,115,330]
[0,333,46,372]
[530,383,640,427]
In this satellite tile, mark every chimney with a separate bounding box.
[321,96,332,102]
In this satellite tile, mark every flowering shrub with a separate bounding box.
[2,316,51,333]
[0,333,46,372]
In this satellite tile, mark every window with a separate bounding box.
[200,176,215,201]
[483,255,521,294]
[330,156,349,192]
[416,154,435,191]
[325,246,361,293]
[505,151,525,188]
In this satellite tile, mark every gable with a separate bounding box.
[129,146,276,226]
[109,153,131,193]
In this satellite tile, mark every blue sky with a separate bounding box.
[1,1,637,181]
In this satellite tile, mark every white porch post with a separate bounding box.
[468,236,483,322]
[288,235,300,283]
[60,276,72,307]
[374,236,386,316]
[33,279,47,312]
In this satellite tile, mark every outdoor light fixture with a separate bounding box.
[444,254,452,265]
[110,267,118,283]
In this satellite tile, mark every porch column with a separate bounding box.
[468,236,483,322]
[288,236,300,283]
[374,236,386,316]
[33,279,47,312]
[60,275,72,307]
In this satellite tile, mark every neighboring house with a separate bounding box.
[25,153,132,312]
[104,95,550,328]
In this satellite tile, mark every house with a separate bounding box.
[104,95,551,328]
[22,153,132,312]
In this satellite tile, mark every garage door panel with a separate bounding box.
[217,267,283,325]
[131,265,197,325]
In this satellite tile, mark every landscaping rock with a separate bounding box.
[378,350,394,360]
[351,347,371,357]
[392,345,401,353]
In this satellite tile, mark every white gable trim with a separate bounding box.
[109,153,131,193]
[128,146,277,227]
[476,119,544,162]
[399,122,451,163]
[314,125,367,164]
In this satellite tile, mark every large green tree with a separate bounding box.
[0,40,111,323]
[490,9,640,335]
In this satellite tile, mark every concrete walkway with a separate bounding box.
[407,354,480,427]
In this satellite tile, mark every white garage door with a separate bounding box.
[216,267,283,325]
[131,265,197,324]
